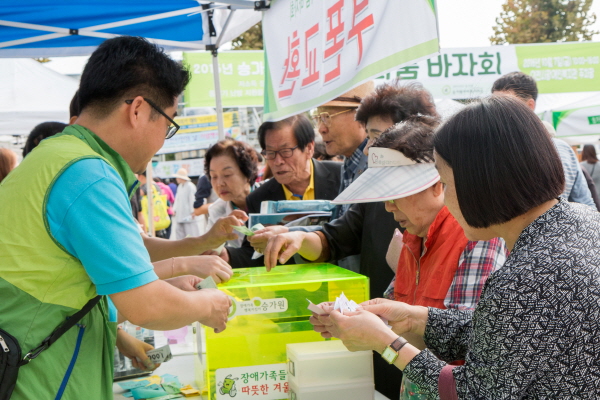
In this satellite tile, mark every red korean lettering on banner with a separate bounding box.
[279,30,301,99]
[324,0,345,83]
[348,0,374,65]
[301,23,320,87]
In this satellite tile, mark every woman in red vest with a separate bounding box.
[314,115,506,399]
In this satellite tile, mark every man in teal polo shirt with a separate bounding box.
[0,36,233,399]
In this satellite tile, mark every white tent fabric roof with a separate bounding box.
[0,58,78,135]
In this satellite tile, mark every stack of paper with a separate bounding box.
[307,292,359,315]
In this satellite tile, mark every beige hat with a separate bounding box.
[173,168,191,181]
[320,81,375,108]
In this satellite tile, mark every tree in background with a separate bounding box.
[491,0,598,44]
[231,22,263,50]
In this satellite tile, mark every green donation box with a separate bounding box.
[194,263,369,400]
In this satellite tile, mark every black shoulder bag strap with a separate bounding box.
[18,295,102,366]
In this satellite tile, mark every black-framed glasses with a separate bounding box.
[125,98,180,139]
[261,146,299,160]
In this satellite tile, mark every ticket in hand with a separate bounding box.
[196,276,218,290]
[146,345,172,363]
[307,299,327,315]
[307,292,359,315]
[232,223,265,237]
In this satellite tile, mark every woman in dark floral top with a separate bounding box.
[311,95,600,399]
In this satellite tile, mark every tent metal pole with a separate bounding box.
[211,49,226,141]
[146,161,155,237]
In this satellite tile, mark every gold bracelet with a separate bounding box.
[171,257,175,278]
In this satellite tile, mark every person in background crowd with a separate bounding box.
[314,141,343,161]
[315,81,373,217]
[154,176,175,238]
[311,95,600,399]
[0,147,18,183]
[22,121,68,157]
[167,178,178,197]
[137,171,171,238]
[492,71,596,208]
[193,174,217,217]
[0,36,234,399]
[580,167,600,211]
[220,114,341,267]
[581,144,600,199]
[205,138,260,248]
[173,167,200,239]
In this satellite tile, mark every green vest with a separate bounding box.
[0,125,137,399]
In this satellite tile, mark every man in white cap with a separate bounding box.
[173,167,200,239]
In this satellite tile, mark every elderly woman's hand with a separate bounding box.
[360,298,428,337]
[312,308,398,353]
[203,210,249,249]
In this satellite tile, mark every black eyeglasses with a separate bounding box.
[125,98,180,139]
[261,146,299,160]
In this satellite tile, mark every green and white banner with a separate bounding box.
[545,94,600,140]
[377,41,600,99]
[183,51,264,108]
[263,0,440,121]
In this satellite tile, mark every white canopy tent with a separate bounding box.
[542,92,600,145]
[0,1,263,140]
[0,58,78,136]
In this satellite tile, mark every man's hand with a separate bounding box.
[263,232,307,271]
[179,255,233,283]
[197,289,232,333]
[202,210,248,250]
[164,275,202,291]
[116,329,159,371]
[248,226,289,253]
[360,298,426,336]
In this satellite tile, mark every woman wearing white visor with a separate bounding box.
[265,115,506,399]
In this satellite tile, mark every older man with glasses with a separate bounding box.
[222,114,342,268]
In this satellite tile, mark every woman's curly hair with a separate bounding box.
[356,80,438,125]
[204,138,259,184]
[371,115,440,163]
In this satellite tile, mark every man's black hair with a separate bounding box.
[491,71,538,101]
[434,95,564,228]
[257,114,314,151]
[69,90,80,118]
[78,36,190,118]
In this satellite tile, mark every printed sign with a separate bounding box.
[215,363,288,400]
[589,116,600,125]
[155,112,241,155]
[229,297,288,319]
[153,158,204,178]
[377,41,600,99]
[263,0,439,121]
[184,51,265,108]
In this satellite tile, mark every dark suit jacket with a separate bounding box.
[227,159,342,268]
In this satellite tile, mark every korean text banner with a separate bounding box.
[184,51,265,108]
[156,112,240,155]
[377,41,600,99]
[262,0,439,121]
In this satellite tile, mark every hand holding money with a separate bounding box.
[146,345,173,364]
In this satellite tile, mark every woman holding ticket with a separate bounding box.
[311,96,600,398]
[204,138,260,248]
